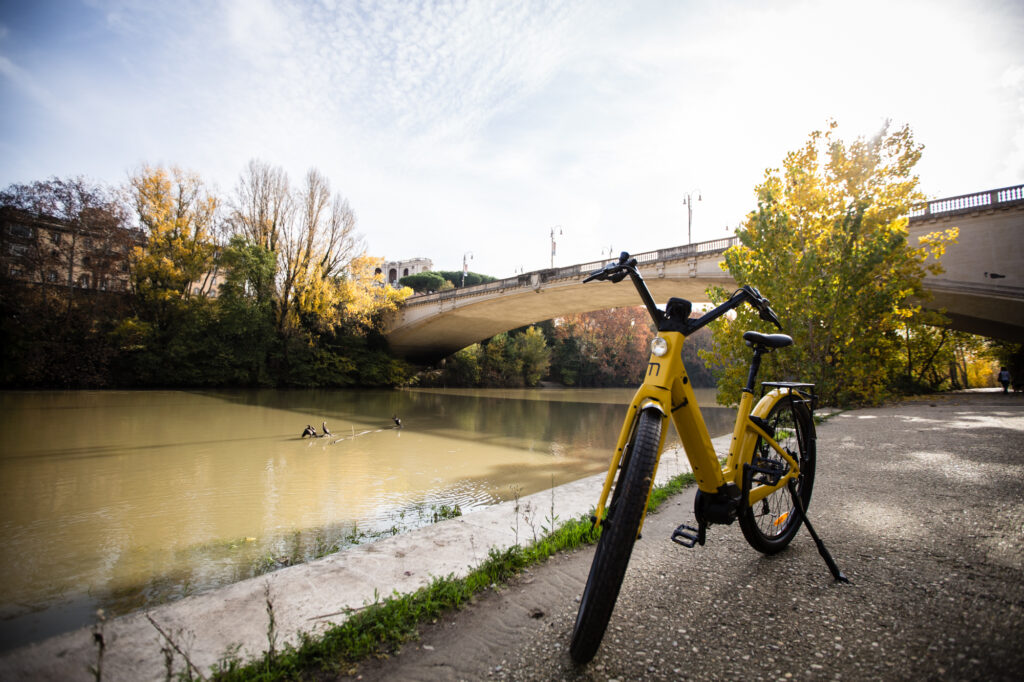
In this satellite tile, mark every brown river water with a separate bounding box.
[0,387,730,650]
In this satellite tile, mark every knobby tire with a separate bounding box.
[569,409,661,665]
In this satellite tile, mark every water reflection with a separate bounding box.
[0,387,730,650]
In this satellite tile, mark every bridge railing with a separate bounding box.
[909,183,1024,220]
[403,236,738,308]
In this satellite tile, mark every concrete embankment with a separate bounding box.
[0,427,715,680]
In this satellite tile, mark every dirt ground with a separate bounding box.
[342,391,1024,681]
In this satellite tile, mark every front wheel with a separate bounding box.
[738,395,816,554]
[569,409,661,665]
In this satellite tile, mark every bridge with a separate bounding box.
[385,184,1024,361]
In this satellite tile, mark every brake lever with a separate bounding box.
[760,305,783,330]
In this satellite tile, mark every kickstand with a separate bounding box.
[787,479,850,584]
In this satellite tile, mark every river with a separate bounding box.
[0,387,730,650]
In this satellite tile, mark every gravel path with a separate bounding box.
[345,391,1024,681]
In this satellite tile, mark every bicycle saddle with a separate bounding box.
[743,331,793,349]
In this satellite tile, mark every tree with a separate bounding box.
[702,122,958,406]
[227,160,292,254]
[514,326,552,386]
[339,254,412,332]
[399,271,447,293]
[435,270,497,288]
[549,307,655,386]
[218,235,277,306]
[443,344,483,385]
[129,165,220,305]
[261,167,364,333]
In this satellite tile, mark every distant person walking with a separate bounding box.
[998,367,1012,393]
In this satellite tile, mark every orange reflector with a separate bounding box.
[773,512,790,527]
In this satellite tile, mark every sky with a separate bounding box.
[1,0,1022,278]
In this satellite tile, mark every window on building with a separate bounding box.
[389,268,397,282]
[78,274,90,288]
[9,265,24,278]
[7,243,29,256]
[46,270,58,282]
[7,223,34,239]
[49,232,63,245]
[403,268,409,276]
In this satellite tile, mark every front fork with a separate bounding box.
[591,398,669,533]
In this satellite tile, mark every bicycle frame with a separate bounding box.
[592,330,808,534]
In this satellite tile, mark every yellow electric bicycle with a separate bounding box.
[569,252,847,665]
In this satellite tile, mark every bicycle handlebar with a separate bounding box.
[583,252,636,283]
[583,251,783,332]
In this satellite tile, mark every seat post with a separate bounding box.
[744,347,765,393]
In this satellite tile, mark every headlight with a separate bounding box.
[650,337,669,357]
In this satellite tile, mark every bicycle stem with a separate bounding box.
[626,268,665,326]
[624,265,752,335]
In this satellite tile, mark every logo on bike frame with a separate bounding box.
[647,362,661,376]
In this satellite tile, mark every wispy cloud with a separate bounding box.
[1,0,1022,275]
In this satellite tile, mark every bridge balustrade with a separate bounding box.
[910,183,1024,220]
[403,236,739,308]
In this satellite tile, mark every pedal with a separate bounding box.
[671,523,705,548]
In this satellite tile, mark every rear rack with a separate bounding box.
[760,381,817,412]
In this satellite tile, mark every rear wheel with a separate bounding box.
[739,395,815,554]
[569,409,661,665]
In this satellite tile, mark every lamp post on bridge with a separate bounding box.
[683,190,701,245]
[550,225,563,268]
[461,251,473,288]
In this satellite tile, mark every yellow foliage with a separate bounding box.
[129,164,219,302]
[706,122,959,406]
[340,255,412,331]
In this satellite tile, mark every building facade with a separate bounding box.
[382,257,433,285]
[1,206,141,293]
[1,207,226,298]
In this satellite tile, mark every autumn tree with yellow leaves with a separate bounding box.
[128,165,220,305]
[702,123,958,406]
